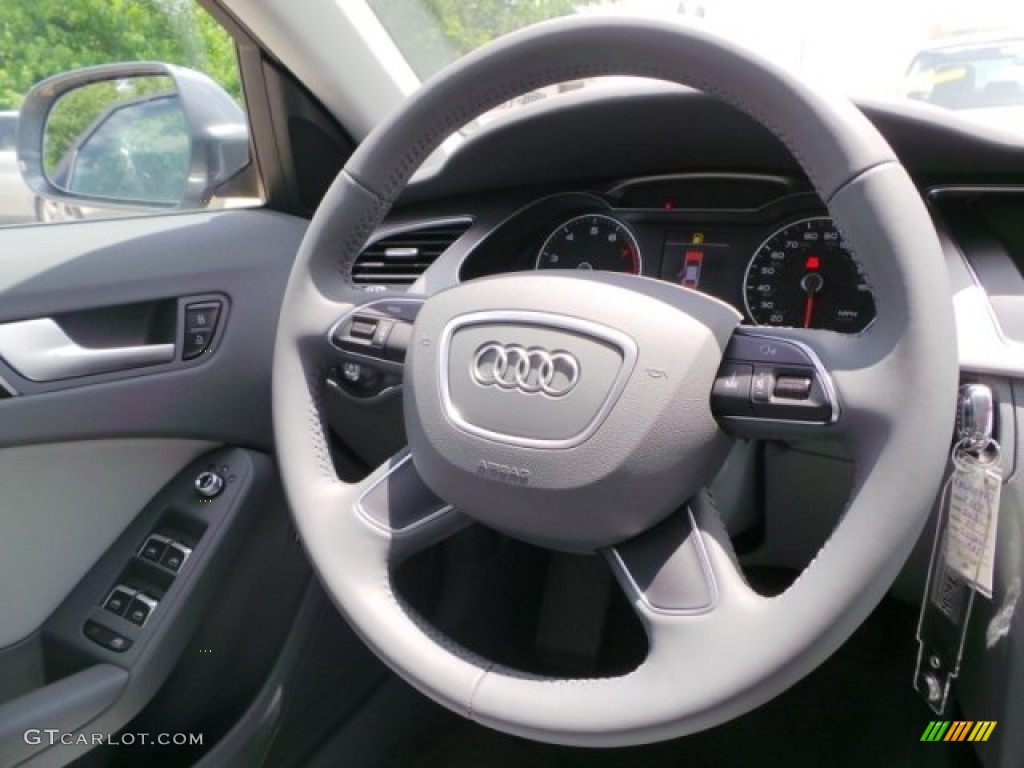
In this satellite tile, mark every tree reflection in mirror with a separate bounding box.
[43,76,189,205]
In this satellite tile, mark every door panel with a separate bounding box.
[0,211,306,449]
[0,209,308,765]
[0,439,213,649]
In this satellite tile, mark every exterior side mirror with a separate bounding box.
[17,62,249,213]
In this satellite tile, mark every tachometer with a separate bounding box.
[743,217,875,332]
[536,214,642,274]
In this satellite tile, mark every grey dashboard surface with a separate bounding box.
[401,87,1024,205]
[0,210,307,451]
[380,88,1024,379]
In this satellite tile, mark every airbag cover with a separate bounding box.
[404,272,741,551]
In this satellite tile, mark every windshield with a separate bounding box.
[368,0,1024,130]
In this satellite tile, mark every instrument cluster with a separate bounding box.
[460,176,877,334]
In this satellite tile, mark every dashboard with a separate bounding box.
[458,175,876,334]
[376,88,1024,379]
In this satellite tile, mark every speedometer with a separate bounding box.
[536,214,641,274]
[743,217,875,333]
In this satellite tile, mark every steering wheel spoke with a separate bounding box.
[354,451,469,562]
[608,490,761,629]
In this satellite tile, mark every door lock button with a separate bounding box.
[183,301,223,360]
[185,303,221,333]
[84,621,132,653]
[183,330,213,360]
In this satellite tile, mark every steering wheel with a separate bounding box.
[273,17,958,747]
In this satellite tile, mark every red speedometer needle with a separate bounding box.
[800,271,824,329]
[803,293,815,329]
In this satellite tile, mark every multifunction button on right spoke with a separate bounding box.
[710,333,838,425]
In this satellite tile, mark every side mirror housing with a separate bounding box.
[17,62,249,213]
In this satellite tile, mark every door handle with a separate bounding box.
[0,318,175,382]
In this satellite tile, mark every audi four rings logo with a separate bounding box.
[471,343,580,397]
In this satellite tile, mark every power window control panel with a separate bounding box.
[139,534,192,573]
[102,586,159,627]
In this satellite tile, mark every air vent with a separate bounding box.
[351,220,472,287]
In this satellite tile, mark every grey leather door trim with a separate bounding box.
[0,210,307,450]
[0,439,214,649]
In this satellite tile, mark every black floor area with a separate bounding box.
[404,600,980,768]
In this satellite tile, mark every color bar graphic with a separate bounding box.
[921,721,996,742]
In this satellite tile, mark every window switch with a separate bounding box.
[160,541,192,573]
[103,586,135,617]
[84,621,132,653]
[126,593,158,627]
[139,534,170,564]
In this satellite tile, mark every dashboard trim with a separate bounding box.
[927,185,1024,377]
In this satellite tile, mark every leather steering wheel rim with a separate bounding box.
[273,16,958,747]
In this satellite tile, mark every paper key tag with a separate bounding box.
[944,463,1001,598]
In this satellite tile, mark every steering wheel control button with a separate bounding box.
[750,368,775,403]
[330,299,424,352]
[710,363,753,417]
[372,319,395,346]
[341,362,363,383]
[84,621,132,653]
[723,334,811,367]
[774,375,813,400]
[340,315,399,352]
[349,319,378,340]
[714,333,838,424]
[160,542,192,573]
[139,534,170,564]
[195,470,225,498]
[126,593,158,627]
[103,586,135,617]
